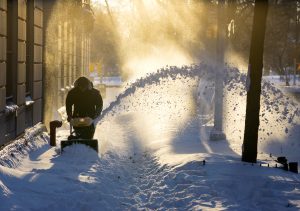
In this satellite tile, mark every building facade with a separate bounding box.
[0,0,44,144]
[0,0,93,145]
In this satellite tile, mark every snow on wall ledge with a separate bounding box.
[0,123,49,168]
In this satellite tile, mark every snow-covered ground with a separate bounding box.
[1,65,300,210]
[263,75,300,98]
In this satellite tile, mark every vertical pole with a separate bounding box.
[210,0,226,141]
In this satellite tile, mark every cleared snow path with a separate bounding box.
[1,129,299,210]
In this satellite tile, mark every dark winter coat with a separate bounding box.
[66,85,103,120]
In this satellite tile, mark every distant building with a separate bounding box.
[101,76,123,87]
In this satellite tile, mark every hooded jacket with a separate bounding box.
[66,77,103,120]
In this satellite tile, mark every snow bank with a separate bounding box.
[0,123,49,168]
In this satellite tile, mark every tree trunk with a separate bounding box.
[242,0,269,163]
[295,1,299,85]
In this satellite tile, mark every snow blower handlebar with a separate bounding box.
[50,120,63,146]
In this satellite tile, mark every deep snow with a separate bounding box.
[0,65,300,210]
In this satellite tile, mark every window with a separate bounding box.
[6,0,17,101]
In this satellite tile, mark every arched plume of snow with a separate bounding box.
[94,63,300,162]
[96,63,214,123]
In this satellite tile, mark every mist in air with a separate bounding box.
[90,0,227,81]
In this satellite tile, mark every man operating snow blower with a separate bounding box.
[66,76,103,140]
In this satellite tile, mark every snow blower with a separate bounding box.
[50,118,98,152]
[61,117,98,152]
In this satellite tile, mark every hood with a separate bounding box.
[74,76,93,90]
